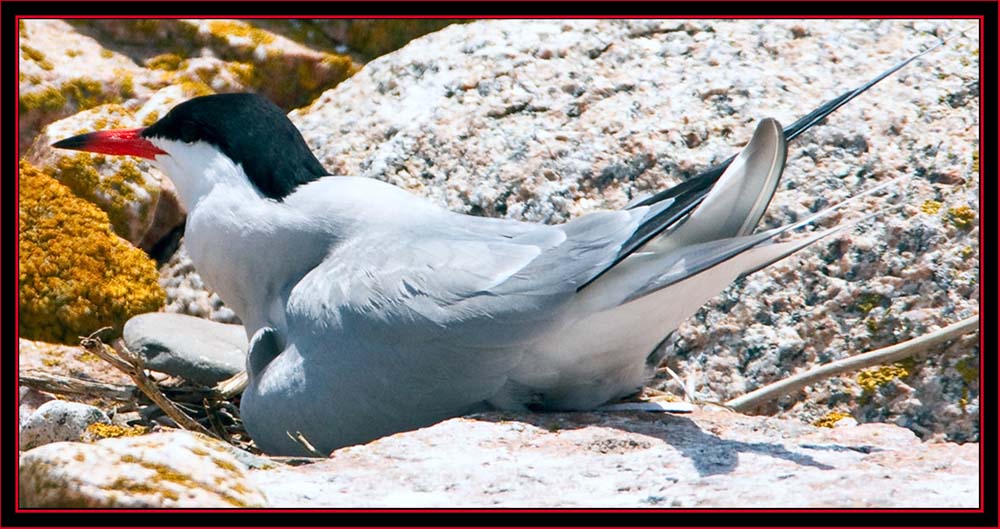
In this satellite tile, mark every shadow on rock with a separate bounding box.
[472,410,835,477]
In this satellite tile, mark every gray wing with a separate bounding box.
[268,209,641,448]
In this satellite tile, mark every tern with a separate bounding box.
[53,42,943,456]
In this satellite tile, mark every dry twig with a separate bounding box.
[79,329,219,439]
[19,370,138,401]
[725,315,980,412]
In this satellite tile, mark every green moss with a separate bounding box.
[856,364,910,393]
[812,411,852,428]
[21,44,54,70]
[919,199,942,215]
[18,161,164,344]
[947,205,976,230]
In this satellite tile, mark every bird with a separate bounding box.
[52,41,943,456]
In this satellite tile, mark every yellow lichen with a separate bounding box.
[19,19,28,37]
[21,77,122,115]
[856,364,910,393]
[100,49,113,59]
[142,111,160,126]
[145,53,185,71]
[960,246,974,259]
[51,151,156,241]
[86,423,148,439]
[20,44,54,70]
[118,452,248,507]
[919,199,942,215]
[207,20,275,45]
[211,457,237,473]
[18,161,164,344]
[66,49,83,58]
[954,357,979,386]
[972,151,979,173]
[855,292,885,315]
[947,205,976,230]
[812,411,853,428]
[345,19,460,60]
[19,86,67,113]
[178,80,215,97]
[117,72,136,100]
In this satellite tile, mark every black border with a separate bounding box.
[4,1,995,528]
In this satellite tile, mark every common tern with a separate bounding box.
[53,39,947,456]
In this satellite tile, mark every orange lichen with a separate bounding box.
[18,161,164,344]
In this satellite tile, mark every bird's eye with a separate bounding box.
[179,122,199,144]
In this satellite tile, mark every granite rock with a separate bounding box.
[18,430,266,508]
[249,409,978,508]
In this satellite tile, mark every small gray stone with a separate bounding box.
[19,401,110,451]
[19,387,55,430]
[123,313,248,385]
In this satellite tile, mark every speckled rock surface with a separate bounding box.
[249,409,979,508]
[18,430,266,508]
[19,400,110,451]
[291,19,979,442]
[123,312,247,384]
[17,19,156,154]
[18,387,55,430]
[158,244,242,324]
[18,339,133,388]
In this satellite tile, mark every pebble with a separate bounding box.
[19,400,110,451]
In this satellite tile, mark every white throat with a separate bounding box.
[148,138,262,211]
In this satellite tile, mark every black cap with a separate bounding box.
[143,93,328,200]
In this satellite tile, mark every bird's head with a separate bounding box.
[52,93,327,209]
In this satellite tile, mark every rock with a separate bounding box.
[18,161,165,344]
[18,339,134,388]
[23,105,180,247]
[19,400,110,451]
[18,387,55,430]
[17,19,155,155]
[67,19,358,109]
[290,19,979,443]
[123,313,247,385]
[249,409,978,507]
[18,431,266,508]
[158,243,242,324]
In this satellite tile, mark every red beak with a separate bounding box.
[51,128,167,160]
